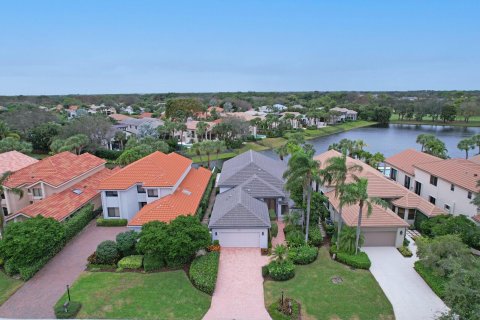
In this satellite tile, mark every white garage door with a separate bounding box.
[364,231,396,247]
[218,231,261,248]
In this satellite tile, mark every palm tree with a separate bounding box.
[275,144,289,161]
[114,131,127,150]
[472,180,480,207]
[322,152,363,248]
[272,244,288,262]
[0,171,24,235]
[424,138,448,159]
[196,121,208,141]
[416,133,435,152]
[339,177,388,254]
[213,140,226,163]
[284,149,323,243]
[338,226,361,254]
[457,138,475,159]
[471,134,480,155]
[201,140,216,169]
[190,143,203,164]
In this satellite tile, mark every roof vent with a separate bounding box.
[73,189,83,195]
[182,189,192,195]
[475,174,478,177]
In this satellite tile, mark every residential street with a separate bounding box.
[0,222,127,319]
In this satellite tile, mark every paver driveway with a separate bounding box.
[0,221,127,319]
[203,248,271,320]
[364,245,448,320]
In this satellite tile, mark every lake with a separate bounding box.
[260,124,480,159]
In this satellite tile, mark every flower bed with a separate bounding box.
[267,297,301,320]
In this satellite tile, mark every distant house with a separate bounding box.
[224,110,267,137]
[273,104,287,112]
[98,151,211,230]
[179,119,220,144]
[329,107,358,122]
[2,152,106,220]
[209,150,289,248]
[119,117,164,137]
[280,112,305,129]
[138,112,153,119]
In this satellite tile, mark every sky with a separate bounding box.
[0,1,479,95]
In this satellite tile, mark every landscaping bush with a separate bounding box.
[269,209,277,221]
[414,260,446,298]
[118,255,143,269]
[96,218,128,227]
[271,222,278,238]
[268,260,295,281]
[397,246,413,257]
[286,230,304,247]
[189,252,220,295]
[64,204,96,241]
[3,259,17,276]
[116,230,139,256]
[403,237,410,247]
[196,173,216,221]
[95,240,119,265]
[268,298,301,320]
[335,251,371,270]
[86,263,116,271]
[143,254,165,272]
[94,149,123,160]
[288,246,318,265]
[262,265,269,277]
[54,301,82,319]
[283,224,302,236]
[308,227,323,247]
[18,255,53,280]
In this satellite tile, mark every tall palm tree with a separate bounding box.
[196,121,208,141]
[0,171,24,235]
[471,134,480,155]
[339,177,388,254]
[416,133,435,152]
[284,149,323,243]
[457,138,475,159]
[202,140,216,169]
[213,140,226,163]
[323,152,363,248]
[275,144,289,161]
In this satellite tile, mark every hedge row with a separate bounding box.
[64,204,97,241]
[144,254,165,272]
[288,246,318,265]
[196,172,216,221]
[118,255,144,269]
[94,149,123,160]
[96,218,128,227]
[414,260,446,298]
[189,252,220,295]
[330,246,371,269]
[271,222,278,238]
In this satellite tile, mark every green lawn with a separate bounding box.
[264,248,394,320]
[0,271,23,306]
[390,114,480,127]
[54,271,211,320]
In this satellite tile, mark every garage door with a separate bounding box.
[364,231,396,247]
[218,232,261,248]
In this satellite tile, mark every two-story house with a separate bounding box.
[98,151,211,230]
[385,149,480,221]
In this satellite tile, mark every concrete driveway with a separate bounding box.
[363,245,448,320]
[203,248,271,320]
[0,221,127,319]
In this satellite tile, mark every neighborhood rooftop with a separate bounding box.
[385,149,441,176]
[0,151,38,175]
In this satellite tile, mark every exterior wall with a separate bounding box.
[102,185,139,220]
[210,228,269,248]
[414,168,477,217]
[389,165,414,191]
[219,186,232,194]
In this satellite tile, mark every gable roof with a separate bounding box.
[99,151,192,190]
[218,150,286,193]
[209,187,271,228]
[14,168,118,221]
[239,174,285,198]
[385,149,441,176]
[0,151,38,175]
[3,152,105,188]
[414,158,480,192]
[128,167,211,226]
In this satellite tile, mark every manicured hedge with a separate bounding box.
[54,301,82,319]
[414,260,446,298]
[96,218,128,227]
[262,265,269,277]
[143,254,165,272]
[330,246,371,269]
[95,240,120,264]
[397,246,413,257]
[118,255,144,269]
[283,224,302,236]
[308,227,323,247]
[64,204,96,241]
[271,222,278,238]
[288,246,318,265]
[94,149,123,160]
[196,172,216,220]
[189,252,220,295]
[268,261,295,281]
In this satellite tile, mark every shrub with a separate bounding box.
[283,224,301,236]
[335,251,371,270]
[196,173,216,220]
[94,149,123,160]
[403,237,410,247]
[288,246,318,265]
[268,260,295,281]
[95,240,119,265]
[18,255,52,280]
[271,222,278,238]
[269,209,277,221]
[3,259,18,276]
[54,301,82,319]
[338,226,362,254]
[398,246,413,257]
[414,260,446,298]
[116,230,139,256]
[189,252,220,295]
[117,255,143,269]
[143,254,165,272]
[267,298,301,320]
[308,227,323,247]
[286,230,304,247]
[64,204,96,241]
[262,265,269,277]
[96,218,128,227]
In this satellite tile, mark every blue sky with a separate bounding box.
[0,1,479,94]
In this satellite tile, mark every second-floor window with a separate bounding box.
[137,185,146,193]
[429,196,436,205]
[390,168,397,181]
[105,191,118,197]
[415,181,422,195]
[404,176,411,189]
[450,184,455,191]
[32,188,42,197]
[468,192,472,199]
[147,189,158,197]
[430,175,438,186]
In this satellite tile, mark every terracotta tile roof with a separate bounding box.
[384,149,441,176]
[15,168,119,221]
[325,190,409,228]
[128,167,211,226]
[314,149,446,218]
[139,112,153,118]
[469,154,480,164]
[414,158,480,192]
[98,151,192,190]
[0,151,38,175]
[109,114,133,121]
[3,152,105,188]
[472,214,480,223]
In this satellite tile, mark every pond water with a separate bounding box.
[260,124,480,160]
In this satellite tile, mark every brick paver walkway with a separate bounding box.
[203,248,271,320]
[272,220,286,247]
[0,221,127,319]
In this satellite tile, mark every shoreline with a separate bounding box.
[390,120,480,127]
